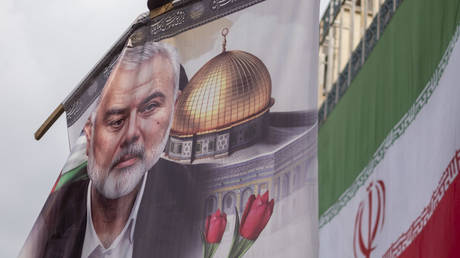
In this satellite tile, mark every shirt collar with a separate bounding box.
[81,172,148,257]
[128,172,148,243]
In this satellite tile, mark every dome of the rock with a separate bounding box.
[171,50,273,136]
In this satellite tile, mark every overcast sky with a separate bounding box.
[0,0,329,256]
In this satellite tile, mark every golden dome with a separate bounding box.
[171,50,273,136]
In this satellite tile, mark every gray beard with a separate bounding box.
[87,123,171,199]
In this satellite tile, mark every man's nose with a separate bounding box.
[121,112,140,148]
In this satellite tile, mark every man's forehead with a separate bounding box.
[101,55,174,98]
[134,54,173,82]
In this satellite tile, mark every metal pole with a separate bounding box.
[348,0,355,86]
[336,10,343,104]
[325,3,335,119]
[377,0,382,40]
[326,6,334,95]
[361,0,366,65]
[34,104,64,140]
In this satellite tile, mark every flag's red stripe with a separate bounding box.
[398,173,460,258]
[383,151,460,258]
[50,172,61,193]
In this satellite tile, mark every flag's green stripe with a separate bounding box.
[55,162,88,191]
[319,25,460,227]
[318,0,460,216]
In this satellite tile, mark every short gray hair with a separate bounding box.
[118,41,180,98]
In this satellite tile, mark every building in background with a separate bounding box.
[318,0,403,122]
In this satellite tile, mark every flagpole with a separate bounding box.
[34,104,64,140]
[34,0,176,141]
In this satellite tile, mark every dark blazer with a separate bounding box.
[25,158,203,258]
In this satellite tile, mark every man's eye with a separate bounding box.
[109,119,124,129]
[143,102,159,113]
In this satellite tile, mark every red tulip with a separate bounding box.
[205,209,227,243]
[239,191,275,240]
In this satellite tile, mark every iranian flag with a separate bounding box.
[319,0,460,257]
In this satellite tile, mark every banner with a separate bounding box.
[319,0,460,257]
[20,1,319,257]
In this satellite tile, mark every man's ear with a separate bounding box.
[84,118,92,156]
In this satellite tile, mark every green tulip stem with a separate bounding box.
[227,207,255,258]
[228,207,240,258]
[235,238,254,258]
[202,232,220,258]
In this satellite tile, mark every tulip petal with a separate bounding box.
[241,194,255,229]
[240,194,267,240]
[220,221,227,236]
[239,193,277,240]
[262,201,274,227]
[205,209,227,243]
[205,215,211,237]
[262,191,269,202]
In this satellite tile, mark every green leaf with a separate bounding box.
[232,207,240,245]
[202,232,208,258]
[226,207,256,257]
[202,232,220,258]
[227,207,241,258]
[208,243,219,258]
[237,238,255,258]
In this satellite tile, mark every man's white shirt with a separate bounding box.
[81,173,147,258]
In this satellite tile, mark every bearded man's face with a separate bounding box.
[85,54,175,199]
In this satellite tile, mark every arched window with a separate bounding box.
[282,173,290,198]
[240,188,254,211]
[259,183,268,195]
[223,192,236,214]
[293,171,299,190]
[274,177,281,200]
[204,196,217,216]
[304,160,309,181]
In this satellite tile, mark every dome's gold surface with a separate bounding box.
[172,50,272,135]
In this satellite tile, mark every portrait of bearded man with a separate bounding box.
[19,40,203,258]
